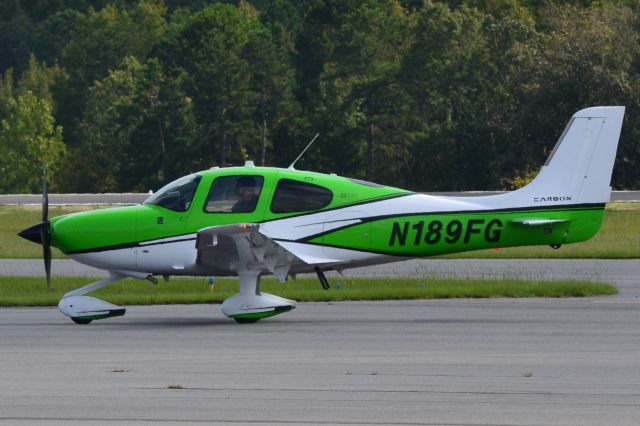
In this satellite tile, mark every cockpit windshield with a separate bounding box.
[144,174,202,212]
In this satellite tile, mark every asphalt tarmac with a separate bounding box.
[0,259,639,425]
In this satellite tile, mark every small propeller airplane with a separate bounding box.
[19,106,624,324]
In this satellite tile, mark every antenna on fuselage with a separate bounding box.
[288,133,320,170]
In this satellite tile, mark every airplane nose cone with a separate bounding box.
[18,221,49,244]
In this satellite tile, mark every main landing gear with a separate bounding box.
[221,271,296,323]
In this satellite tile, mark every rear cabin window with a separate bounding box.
[270,179,333,213]
[204,175,264,213]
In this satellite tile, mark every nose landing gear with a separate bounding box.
[57,272,128,324]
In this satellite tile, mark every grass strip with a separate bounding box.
[0,276,617,307]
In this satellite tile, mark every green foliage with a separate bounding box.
[0,9,34,74]
[161,3,265,167]
[54,0,168,189]
[76,56,195,191]
[401,1,536,190]
[0,0,640,193]
[510,2,640,188]
[60,1,167,85]
[18,55,64,108]
[312,0,414,183]
[508,165,539,189]
[0,91,65,192]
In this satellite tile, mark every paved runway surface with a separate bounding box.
[0,259,639,425]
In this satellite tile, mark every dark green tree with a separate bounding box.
[243,2,300,167]
[511,1,640,189]
[74,56,195,191]
[54,0,168,189]
[162,3,265,167]
[0,7,34,74]
[0,0,639,193]
[293,0,413,183]
[0,91,65,192]
[401,1,534,190]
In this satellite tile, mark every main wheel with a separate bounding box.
[234,317,260,324]
[71,317,93,325]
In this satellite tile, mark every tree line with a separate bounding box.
[1,0,639,193]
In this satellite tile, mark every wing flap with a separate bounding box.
[196,223,329,281]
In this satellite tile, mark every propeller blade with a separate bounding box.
[43,232,52,290]
[42,166,51,289]
[42,167,48,222]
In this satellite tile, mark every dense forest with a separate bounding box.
[0,0,639,193]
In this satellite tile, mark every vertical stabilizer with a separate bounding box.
[511,106,624,206]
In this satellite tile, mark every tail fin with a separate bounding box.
[513,106,624,205]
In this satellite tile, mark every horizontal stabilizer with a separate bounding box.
[510,219,568,226]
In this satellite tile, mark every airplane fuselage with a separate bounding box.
[49,166,605,278]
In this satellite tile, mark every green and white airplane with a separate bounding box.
[19,106,625,324]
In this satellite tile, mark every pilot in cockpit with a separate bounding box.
[232,176,260,213]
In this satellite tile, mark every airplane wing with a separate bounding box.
[195,223,335,281]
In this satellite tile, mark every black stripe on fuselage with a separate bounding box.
[66,236,197,255]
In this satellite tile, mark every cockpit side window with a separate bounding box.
[204,175,264,213]
[144,174,202,212]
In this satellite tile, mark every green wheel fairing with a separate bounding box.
[312,205,605,257]
[72,309,126,322]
